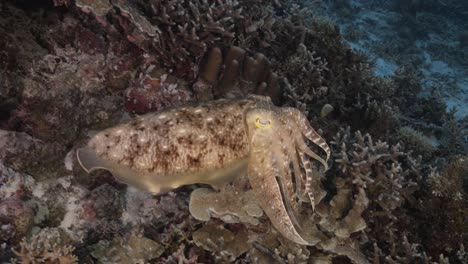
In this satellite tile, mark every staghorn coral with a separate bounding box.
[71,0,250,80]
[398,126,436,159]
[428,156,467,202]
[331,127,420,212]
[142,0,242,66]
[330,127,442,263]
[280,43,330,111]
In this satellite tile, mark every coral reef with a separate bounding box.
[0,0,466,263]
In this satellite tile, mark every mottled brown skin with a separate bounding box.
[77,95,331,245]
[88,98,254,174]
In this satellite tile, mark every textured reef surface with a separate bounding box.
[0,0,467,263]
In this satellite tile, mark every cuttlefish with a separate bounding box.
[77,95,330,244]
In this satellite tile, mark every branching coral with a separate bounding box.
[428,156,467,202]
[143,0,243,65]
[280,43,330,111]
[330,127,429,262]
[398,126,436,159]
[332,127,420,212]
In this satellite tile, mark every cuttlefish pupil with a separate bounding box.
[76,95,331,245]
[255,117,272,128]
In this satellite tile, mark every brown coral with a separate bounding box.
[193,46,281,103]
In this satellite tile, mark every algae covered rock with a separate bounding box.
[189,185,263,225]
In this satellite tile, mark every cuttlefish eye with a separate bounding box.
[255,116,272,129]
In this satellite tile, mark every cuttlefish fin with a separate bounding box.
[248,150,311,245]
[76,147,246,194]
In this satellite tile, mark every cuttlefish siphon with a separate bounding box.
[77,95,330,245]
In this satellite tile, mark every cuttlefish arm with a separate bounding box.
[76,147,247,194]
[245,108,312,245]
[281,107,331,171]
[248,146,310,245]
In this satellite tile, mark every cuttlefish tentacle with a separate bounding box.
[273,134,302,227]
[276,116,305,208]
[299,152,316,211]
[281,116,309,202]
[248,136,309,245]
[281,108,331,171]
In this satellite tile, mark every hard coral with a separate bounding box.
[281,43,329,111]
[331,127,431,262]
[398,126,435,159]
[428,156,467,202]
[193,46,280,103]
[75,0,248,79]
[332,127,420,211]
